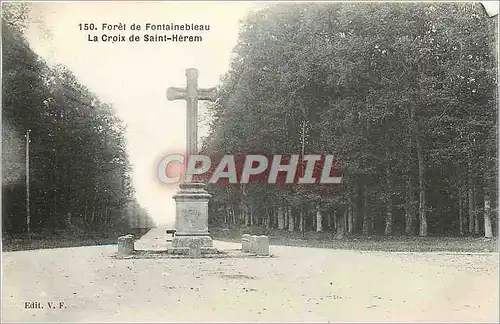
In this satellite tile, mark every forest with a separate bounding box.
[3,2,497,240]
[202,2,498,238]
[2,5,153,236]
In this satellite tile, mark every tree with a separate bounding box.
[2,9,136,235]
[202,2,497,237]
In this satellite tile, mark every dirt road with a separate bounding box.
[3,228,498,322]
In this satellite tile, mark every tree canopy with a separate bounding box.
[202,2,498,237]
[2,5,154,234]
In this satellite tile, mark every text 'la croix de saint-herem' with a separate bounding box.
[80,22,211,43]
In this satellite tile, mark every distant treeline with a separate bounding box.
[2,6,153,235]
[202,2,498,237]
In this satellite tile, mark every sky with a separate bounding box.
[24,1,263,226]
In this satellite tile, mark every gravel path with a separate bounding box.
[3,228,498,323]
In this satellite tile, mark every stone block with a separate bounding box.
[172,183,211,236]
[249,235,258,253]
[254,235,269,256]
[241,234,251,252]
[117,234,135,256]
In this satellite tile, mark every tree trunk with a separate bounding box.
[333,211,338,232]
[91,209,96,226]
[230,206,235,225]
[416,128,427,237]
[484,186,493,238]
[370,211,375,233]
[404,176,416,235]
[347,204,354,234]
[288,206,294,231]
[316,205,322,232]
[468,179,475,235]
[385,199,393,236]
[352,204,357,234]
[362,185,370,235]
[266,206,272,229]
[83,203,88,226]
[343,207,347,235]
[484,181,493,238]
[405,102,416,236]
[335,208,346,239]
[483,158,493,238]
[277,207,284,230]
[298,210,304,232]
[385,163,393,236]
[89,208,94,226]
[355,184,363,234]
[466,155,476,235]
[284,207,288,229]
[474,186,480,235]
[243,201,249,226]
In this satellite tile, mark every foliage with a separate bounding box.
[2,10,148,234]
[202,2,498,236]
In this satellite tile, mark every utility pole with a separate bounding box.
[300,119,306,240]
[298,100,309,240]
[25,129,31,233]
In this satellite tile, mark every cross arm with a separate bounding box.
[198,87,218,101]
[166,87,187,101]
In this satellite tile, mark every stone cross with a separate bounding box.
[166,69,217,253]
[166,68,217,159]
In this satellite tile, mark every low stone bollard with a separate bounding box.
[241,234,270,256]
[117,234,135,256]
[249,235,258,253]
[241,234,251,252]
[254,235,270,256]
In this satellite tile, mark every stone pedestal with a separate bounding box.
[245,235,269,256]
[242,234,251,252]
[249,235,258,252]
[255,235,270,256]
[117,234,135,256]
[170,182,215,254]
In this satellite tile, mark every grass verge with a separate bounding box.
[2,228,152,252]
[210,226,499,253]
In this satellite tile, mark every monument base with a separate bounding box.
[166,246,219,256]
[170,234,217,256]
[171,235,213,248]
[168,182,215,256]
